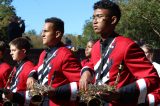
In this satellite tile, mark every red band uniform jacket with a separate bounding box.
[28,43,81,106]
[9,58,34,106]
[0,60,12,105]
[81,35,159,106]
[0,61,12,88]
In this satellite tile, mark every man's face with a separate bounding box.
[41,22,57,47]
[92,9,112,34]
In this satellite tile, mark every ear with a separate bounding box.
[21,49,26,54]
[111,16,118,25]
[55,31,62,38]
[0,51,3,58]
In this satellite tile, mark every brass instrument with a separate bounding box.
[79,61,124,106]
[2,70,15,106]
[28,82,53,106]
[3,99,13,106]
[79,84,116,106]
[29,73,55,105]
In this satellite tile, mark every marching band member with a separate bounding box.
[79,0,160,106]
[27,17,81,106]
[2,37,34,106]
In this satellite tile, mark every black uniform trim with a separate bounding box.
[118,82,140,103]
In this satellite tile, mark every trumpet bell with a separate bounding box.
[87,98,101,106]
[3,101,12,106]
[79,98,101,106]
[30,95,43,105]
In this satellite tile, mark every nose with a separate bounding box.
[10,51,12,55]
[93,18,98,24]
[85,47,89,51]
[41,31,44,37]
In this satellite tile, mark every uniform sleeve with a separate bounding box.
[52,82,78,101]
[2,66,12,88]
[28,68,38,80]
[15,62,34,105]
[61,50,81,101]
[12,92,25,105]
[146,88,160,106]
[80,58,95,83]
[119,42,159,104]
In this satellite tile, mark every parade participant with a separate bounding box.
[8,16,25,42]
[27,17,81,106]
[0,41,12,104]
[81,40,95,67]
[79,0,160,106]
[140,44,160,105]
[2,37,34,106]
[0,41,12,88]
[141,44,160,76]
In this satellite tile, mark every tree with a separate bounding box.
[0,0,15,41]
[24,30,43,48]
[116,0,160,48]
[81,19,99,48]
[0,0,13,5]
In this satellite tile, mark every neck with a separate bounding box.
[17,56,26,64]
[48,41,61,48]
[101,31,116,41]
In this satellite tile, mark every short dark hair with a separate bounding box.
[9,37,31,53]
[0,41,6,54]
[93,0,121,23]
[45,17,64,34]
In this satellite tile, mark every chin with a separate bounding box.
[94,30,101,34]
[43,42,47,45]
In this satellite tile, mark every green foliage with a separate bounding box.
[0,0,12,5]
[82,20,98,47]
[24,30,43,48]
[116,0,160,48]
[0,0,15,41]
[27,29,37,35]
[80,19,99,48]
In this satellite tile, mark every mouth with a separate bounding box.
[94,27,98,31]
[42,38,46,40]
[93,26,98,29]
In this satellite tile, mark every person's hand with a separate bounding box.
[26,77,36,90]
[2,89,13,101]
[79,71,93,91]
[98,91,120,102]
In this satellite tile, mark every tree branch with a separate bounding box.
[141,16,160,37]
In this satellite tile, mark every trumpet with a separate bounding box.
[28,82,53,105]
[3,99,13,106]
[2,70,15,106]
[79,61,124,106]
[0,89,13,106]
[29,71,56,105]
[79,84,116,106]
[79,96,102,106]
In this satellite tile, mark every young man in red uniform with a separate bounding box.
[79,0,160,106]
[2,37,34,106]
[27,17,81,106]
[0,41,12,104]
